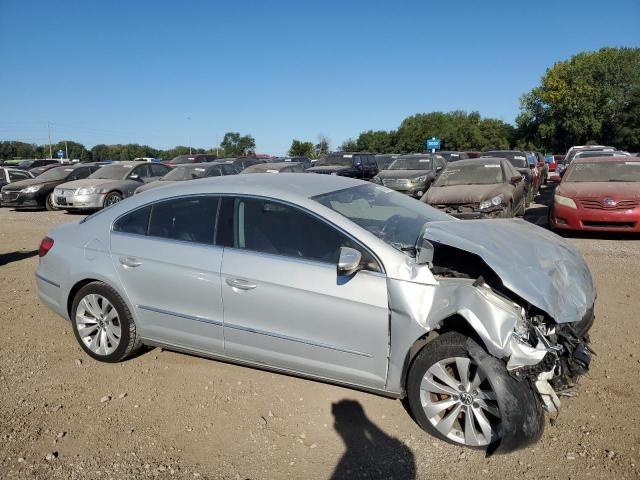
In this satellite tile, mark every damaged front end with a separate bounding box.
[389,218,595,452]
[432,201,506,219]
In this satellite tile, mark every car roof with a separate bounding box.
[106,161,142,167]
[138,172,364,200]
[450,157,504,166]
[245,162,301,171]
[573,155,640,164]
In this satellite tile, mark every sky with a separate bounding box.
[1,0,639,156]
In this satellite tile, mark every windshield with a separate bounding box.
[435,163,505,186]
[89,164,131,180]
[388,157,433,170]
[574,151,621,159]
[484,151,528,168]
[315,154,353,167]
[36,167,75,182]
[564,161,640,183]
[313,183,451,252]
[18,160,34,168]
[163,165,208,180]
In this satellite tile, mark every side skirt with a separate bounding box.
[140,337,404,400]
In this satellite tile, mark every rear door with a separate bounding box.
[218,196,390,388]
[110,195,225,353]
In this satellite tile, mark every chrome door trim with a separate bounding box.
[138,305,223,327]
[140,337,402,398]
[224,321,372,358]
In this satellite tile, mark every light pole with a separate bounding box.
[186,116,192,154]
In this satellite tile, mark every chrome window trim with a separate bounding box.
[109,192,386,274]
[138,305,223,327]
[224,321,373,358]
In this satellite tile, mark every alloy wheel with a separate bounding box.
[75,293,121,356]
[419,357,501,447]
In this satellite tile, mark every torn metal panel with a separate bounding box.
[423,218,596,324]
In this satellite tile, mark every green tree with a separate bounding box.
[339,138,358,151]
[288,139,314,157]
[220,132,256,156]
[517,47,640,152]
[356,130,397,153]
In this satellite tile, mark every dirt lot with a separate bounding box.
[1,184,639,480]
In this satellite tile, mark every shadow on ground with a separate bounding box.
[0,249,39,267]
[331,399,416,480]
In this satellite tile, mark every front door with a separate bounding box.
[218,197,390,388]
[110,195,225,352]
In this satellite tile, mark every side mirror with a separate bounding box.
[337,246,363,276]
[436,166,443,172]
[416,238,435,265]
[510,175,523,184]
[129,174,141,181]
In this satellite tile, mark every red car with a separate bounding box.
[550,156,640,232]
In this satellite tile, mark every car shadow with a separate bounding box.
[330,399,416,480]
[0,249,39,266]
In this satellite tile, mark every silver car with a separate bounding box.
[35,174,595,453]
[52,161,171,210]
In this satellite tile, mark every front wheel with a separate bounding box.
[71,282,142,363]
[406,332,544,452]
[103,192,122,208]
[45,193,57,211]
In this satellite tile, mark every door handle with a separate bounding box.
[119,257,143,268]
[226,278,257,290]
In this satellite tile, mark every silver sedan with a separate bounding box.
[35,174,595,452]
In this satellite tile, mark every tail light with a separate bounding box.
[39,236,54,257]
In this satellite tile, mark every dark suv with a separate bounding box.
[306,152,378,179]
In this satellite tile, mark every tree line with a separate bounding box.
[2,47,638,161]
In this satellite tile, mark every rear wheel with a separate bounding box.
[71,282,142,362]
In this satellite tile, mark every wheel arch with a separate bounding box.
[66,277,135,322]
[400,314,490,393]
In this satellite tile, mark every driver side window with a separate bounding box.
[231,197,364,265]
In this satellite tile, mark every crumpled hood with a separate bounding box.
[376,169,432,179]
[425,184,506,204]
[56,178,119,190]
[424,218,595,324]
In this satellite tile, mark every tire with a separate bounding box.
[103,192,122,208]
[516,195,526,217]
[45,193,57,211]
[71,281,143,363]
[406,332,543,452]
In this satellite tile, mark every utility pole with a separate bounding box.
[65,140,68,160]
[215,134,219,157]
[187,116,192,154]
[47,121,53,158]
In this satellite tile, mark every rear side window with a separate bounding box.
[150,164,170,177]
[148,196,219,244]
[207,168,222,177]
[113,206,151,236]
[9,171,30,181]
[221,165,238,175]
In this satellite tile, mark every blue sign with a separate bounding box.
[425,137,441,150]
[57,150,64,158]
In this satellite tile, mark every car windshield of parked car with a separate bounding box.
[388,157,433,170]
[313,183,451,252]
[315,155,352,167]
[434,163,505,186]
[162,165,206,181]
[17,160,34,168]
[89,164,131,180]
[564,162,640,183]
[484,152,528,169]
[36,167,75,182]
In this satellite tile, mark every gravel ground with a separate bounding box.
[1,184,639,479]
